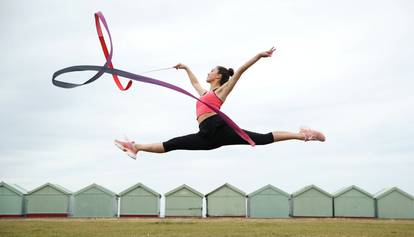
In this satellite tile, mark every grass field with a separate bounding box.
[1,218,414,237]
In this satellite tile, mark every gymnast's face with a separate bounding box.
[206,67,221,83]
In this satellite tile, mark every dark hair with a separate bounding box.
[217,66,234,85]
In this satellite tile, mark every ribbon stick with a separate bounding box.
[52,11,256,146]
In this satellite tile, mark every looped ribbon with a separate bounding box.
[95,12,132,90]
[52,11,255,146]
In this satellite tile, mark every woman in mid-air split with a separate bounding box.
[115,47,325,159]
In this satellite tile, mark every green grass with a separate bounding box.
[1,218,414,237]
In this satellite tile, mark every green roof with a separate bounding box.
[74,183,117,197]
[291,185,332,198]
[0,182,27,196]
[119,182,161,197]
[164,184,204,198]
[27,183,72,195]
[374,187,414,200]
[206,183,246,197]
[247,184,290,198]
[333,185,373,198]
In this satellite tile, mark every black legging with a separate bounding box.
[163,115,274,152]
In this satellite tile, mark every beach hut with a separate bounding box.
[73,183,118,217]
[164,184,203,217]
[375,187,414,219]
[333,185,375,218]
[247,184,290,218]
[119,183,161,217]
[206,183,246,217]
[26,183,72,218]
[291,185,333,217]
[0,182,27,218]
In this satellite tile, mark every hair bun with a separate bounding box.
[228,68,234,77]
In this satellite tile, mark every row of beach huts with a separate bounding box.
[1,182,414,219]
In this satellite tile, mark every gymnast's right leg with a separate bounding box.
[114,132,214,158]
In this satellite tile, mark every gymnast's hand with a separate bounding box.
[259,47,276,58]
[174,63,188,70]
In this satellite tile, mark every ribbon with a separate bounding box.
[52,11,255,146]
[95,12,132,91]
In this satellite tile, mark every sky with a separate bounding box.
[1,0,413,215]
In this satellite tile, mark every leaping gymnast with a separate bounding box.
[114,47,325,159]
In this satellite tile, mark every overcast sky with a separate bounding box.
[1,0,413,212]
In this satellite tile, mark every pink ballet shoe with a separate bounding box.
[114,138,138,159]
[299,127,326,142]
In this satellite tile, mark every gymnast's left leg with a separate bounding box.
[217,127,325,148]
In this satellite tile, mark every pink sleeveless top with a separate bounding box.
[196,90,223,118]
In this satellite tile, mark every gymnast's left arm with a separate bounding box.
[217,47,276,100]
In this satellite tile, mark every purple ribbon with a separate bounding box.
[52,11,255,146]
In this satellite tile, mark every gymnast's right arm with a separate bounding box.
[174,63,207,96]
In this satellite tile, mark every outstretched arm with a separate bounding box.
[174,63,207,96]
[217,47,276,101]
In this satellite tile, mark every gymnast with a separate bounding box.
[114,47,325,159]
